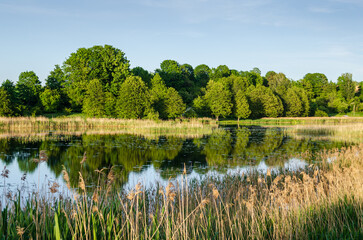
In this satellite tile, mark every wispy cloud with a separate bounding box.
[309,7,336,13]
[0,3,70,17]
[137,0,274,24]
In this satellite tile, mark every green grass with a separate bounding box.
[331,111,363,117]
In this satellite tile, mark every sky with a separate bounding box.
[1,0,363,84]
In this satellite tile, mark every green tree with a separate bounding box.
[82,79,106,117]
[250,67,261,75]
[132,67,153,87]
[0,88,13,116]
[157,60,183,89]
[205,80,232,120]
[193,96,210,117]
[337,73,355,101]
[246,85,283,118]
[284,88,303,117]
[46,65,65,90]
[40,88,61,113]
[63,45,130,110]
[116,76,151,119]
[302,73,329,98]
[164,88,186,119]
[235,90,251,121]
[104,92,116,117]
[295,87,310,117]
[45,65,70,111]
[1,80,18,115]
[150,74,168,118]
[211,65,230,79]
[247,71,264,86]
[16,71,42,114]
[266,72,290,94]
[194,64,211,88]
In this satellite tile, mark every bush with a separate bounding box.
[314,109,329,117]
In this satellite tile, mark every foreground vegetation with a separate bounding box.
[1,45,363,121]
[1,143,362,239]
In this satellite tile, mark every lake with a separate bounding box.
[0,124,356,200]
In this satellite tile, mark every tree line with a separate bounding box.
[1,44,362,119]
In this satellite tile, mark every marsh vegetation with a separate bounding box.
[0,122,362,239]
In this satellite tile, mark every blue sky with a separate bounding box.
[1,0,363,84]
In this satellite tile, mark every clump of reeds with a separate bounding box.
[0,117,218,139]
[1,144,362,239]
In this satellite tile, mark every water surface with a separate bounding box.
[0,125,355,198]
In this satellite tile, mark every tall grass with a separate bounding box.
[220,116,363,125]
[1,144,363,239]
[284,123,363,144]
[0,117,218,139]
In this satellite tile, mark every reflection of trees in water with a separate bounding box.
[155,139,207,179]
[0,127,353,189]
[202,130,232,168]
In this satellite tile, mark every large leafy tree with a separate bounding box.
[157,60,183,90]
[164,88,186,119]
[63,45,130,110]
[0,88,13,116]
[45,65,70,110]
[116,76,151,119]
[16,71,42,114]
[40,88,61,113]
[194,64,211,88]
[295,87,310,117]
[235,90,251,121]
[1,80,18,115]
[301,73,329,98]
[150,74,168,118]
[284,88,303,117]
[157,60,196,104]
[246,85,283,118]
[46,65,66,90]
[205,80,232,120]
[82,79,106,117]
[131,67,153,87]
[265,71,291,94]
[211,65,230,79]
[337,73,355,101]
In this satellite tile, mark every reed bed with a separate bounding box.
[1,144,363,239]
[0,117,218,139]
[284,123,363,144]
[221,116,363,125]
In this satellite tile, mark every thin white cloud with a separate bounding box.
[0,3,70,17]
[309,7,336,13]
[330,0,363,7]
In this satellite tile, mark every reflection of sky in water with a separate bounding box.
[0,158,64,204]
[0,155,308,200]
[0,125,354,201]
[123,158,308,191]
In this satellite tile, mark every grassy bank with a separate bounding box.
[220,116,363,125]
[1,144,362,239]
[284,123,363,144]
[0,117,218,138]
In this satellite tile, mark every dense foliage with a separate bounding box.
[1,44,363,119]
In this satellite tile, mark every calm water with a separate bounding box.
[0,125,354,197]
